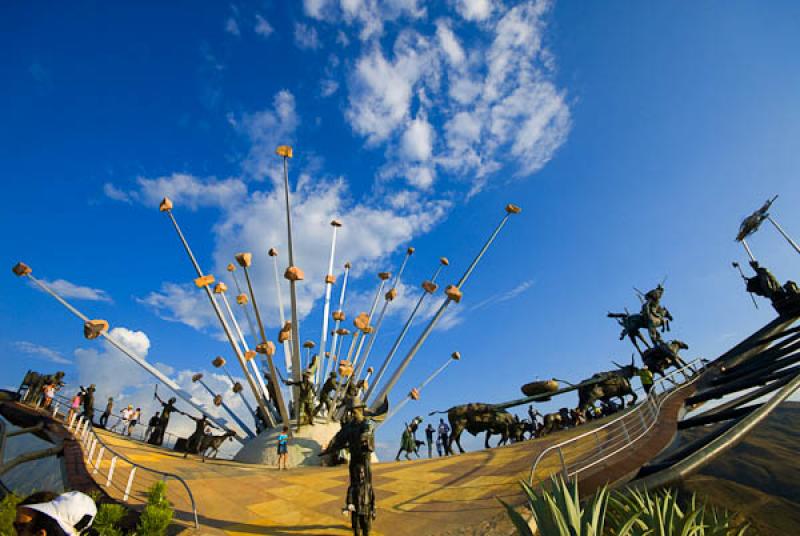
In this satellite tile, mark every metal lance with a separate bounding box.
[191,373,255,439]
[237,254,290,429]
[158,200,274,428]
[215,282,273,407]
[326,330,362,423]
[365,257,449,403]
[13,265,242,443]
[268,248,294,377]
[369,204,521,411]
[740,238,757,263]
[354,248,414,383]
[276,145,304,428]
[382,352,461,425]
[351,273,389,372]
[316,220,342,386]
[226,264,259,344]
[767,216,800,256]
[211,356,257,426]
[321,262,351,392]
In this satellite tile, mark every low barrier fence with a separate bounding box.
[19,394,199,529]
[528,359,703,487]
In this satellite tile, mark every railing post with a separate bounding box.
[594,431,603,453]
[123,467,137,501]
[67,412,76,430]
[638,407,647,431]
[620,420,631,443]
[106,456,117,487]
[557,447,569,481]
[52,403,59,418]
[88,438,97,461]
[93,447,105,474]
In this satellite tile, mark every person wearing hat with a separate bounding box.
[638,365,654,395]
[98,397,113,428]
[14,491,96,535]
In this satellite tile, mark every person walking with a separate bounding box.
[277,425,289,470]
[98,397,113,428]
[638,366,654,395]
[41,384,55,410]
[435,434,444,457]
[67,391,82,424]
[118,405,133,435]
[438,418,451,456]
[127,408,141,437]
[424,424,435,458]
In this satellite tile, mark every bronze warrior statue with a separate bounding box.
[284,370,317,425]
[314,371,339,419]
[320,400,376,536]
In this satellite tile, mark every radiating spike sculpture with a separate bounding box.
[211,356,256,427]
[226,264,259,344]
[235,252,290,429]
[351,272,390,372]
[365,256,449,403]
[267,247,295,378]
[767,215,800,256]
[369,204,521,411]
[214,281,273,410]
[325,328,362,423]
[382,352,461,425]
[316,219,342,386]
[191,372,255,438]
[12,263,243,443]
[158,199,275,428]
[276,145,306,428]
[320,261,351,392]
[354,247,414,383]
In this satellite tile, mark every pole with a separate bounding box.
[239,258,290,429]
[316,220,341,387]
[321,262,351,392]
[741,238,757,263]
[382,352,458,425]
[226,265,258,345]
[369,204,520,411]
[15,267,242,443]
[351,274,388,372]
[160,201,274,428]
[193,375,255,438]
[268,248,295,377]
[767,215,800,255]
[355,248,414,382]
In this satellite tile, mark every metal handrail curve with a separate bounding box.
[528,358,703,485]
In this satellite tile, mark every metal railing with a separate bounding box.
[528,359,703,486]
[20,394,200,529]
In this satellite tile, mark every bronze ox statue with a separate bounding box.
[641,340,689,379]
[429,403,515,453]
[577,358,638,411]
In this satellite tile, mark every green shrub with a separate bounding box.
[135,481,173,536]
[93,503,126,536]
[504,476,751,536]
[0,493,22,536]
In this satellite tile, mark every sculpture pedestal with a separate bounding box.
[234,419,341,467]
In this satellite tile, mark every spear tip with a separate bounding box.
[12,262,32,276]
[159,197,173,212]
[275,145,293,158]
[505,203,522,214]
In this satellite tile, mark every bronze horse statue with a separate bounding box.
[577,358,639,411]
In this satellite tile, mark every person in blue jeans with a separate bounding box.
[277,426,289,470]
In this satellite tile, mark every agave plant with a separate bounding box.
[499,476,611,536]
[503,476,750,536]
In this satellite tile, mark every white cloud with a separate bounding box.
[321,79,340,97]
[103,183,132,203]
[236,91,299,181]
[225,17,241,36]
[436,19,465,65]
[137,283,219,332]
[304,0,334,20]
[14,341,71,365]
[400,114,434,162]
[470,279,534,311]
[254,14,274,37]
[133,174,247,210]
[455,0,494,21]
[35,278,112,303]
[294,22,321,50]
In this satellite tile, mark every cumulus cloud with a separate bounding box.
[35,278,112,303]
[14,341,71,365]
[340,0,569,193]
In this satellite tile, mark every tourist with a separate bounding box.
[435,434,444,457]
[145,411,160,442]
[67,391,82,425]
[438,418,451,456]
[277,425,289,470]
[98,397,113,428]
[424,423,435,458]
[41,383,55,410]
[119,405,133,435]
[128,407,141,437]
[14,491,96,536]
[638,366,654,395]
[396,425,415,461]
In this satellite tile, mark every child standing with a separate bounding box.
[277,426,289,470]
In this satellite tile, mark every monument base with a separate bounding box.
[234,418,341,467]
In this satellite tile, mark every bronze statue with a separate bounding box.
[577,358,639,411]
[736,195,777,242]
[181,412,214,457]
[314,371,339,419]
[608,284,673,352]
[284,370,316,426]
[744,261,783,299]
[319,400,376,536]
[22,370,65,404]
[428,403,516,453]
[641,340,689,380]
[149,392,178,445]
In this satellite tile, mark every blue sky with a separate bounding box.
[2,1,800,457]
